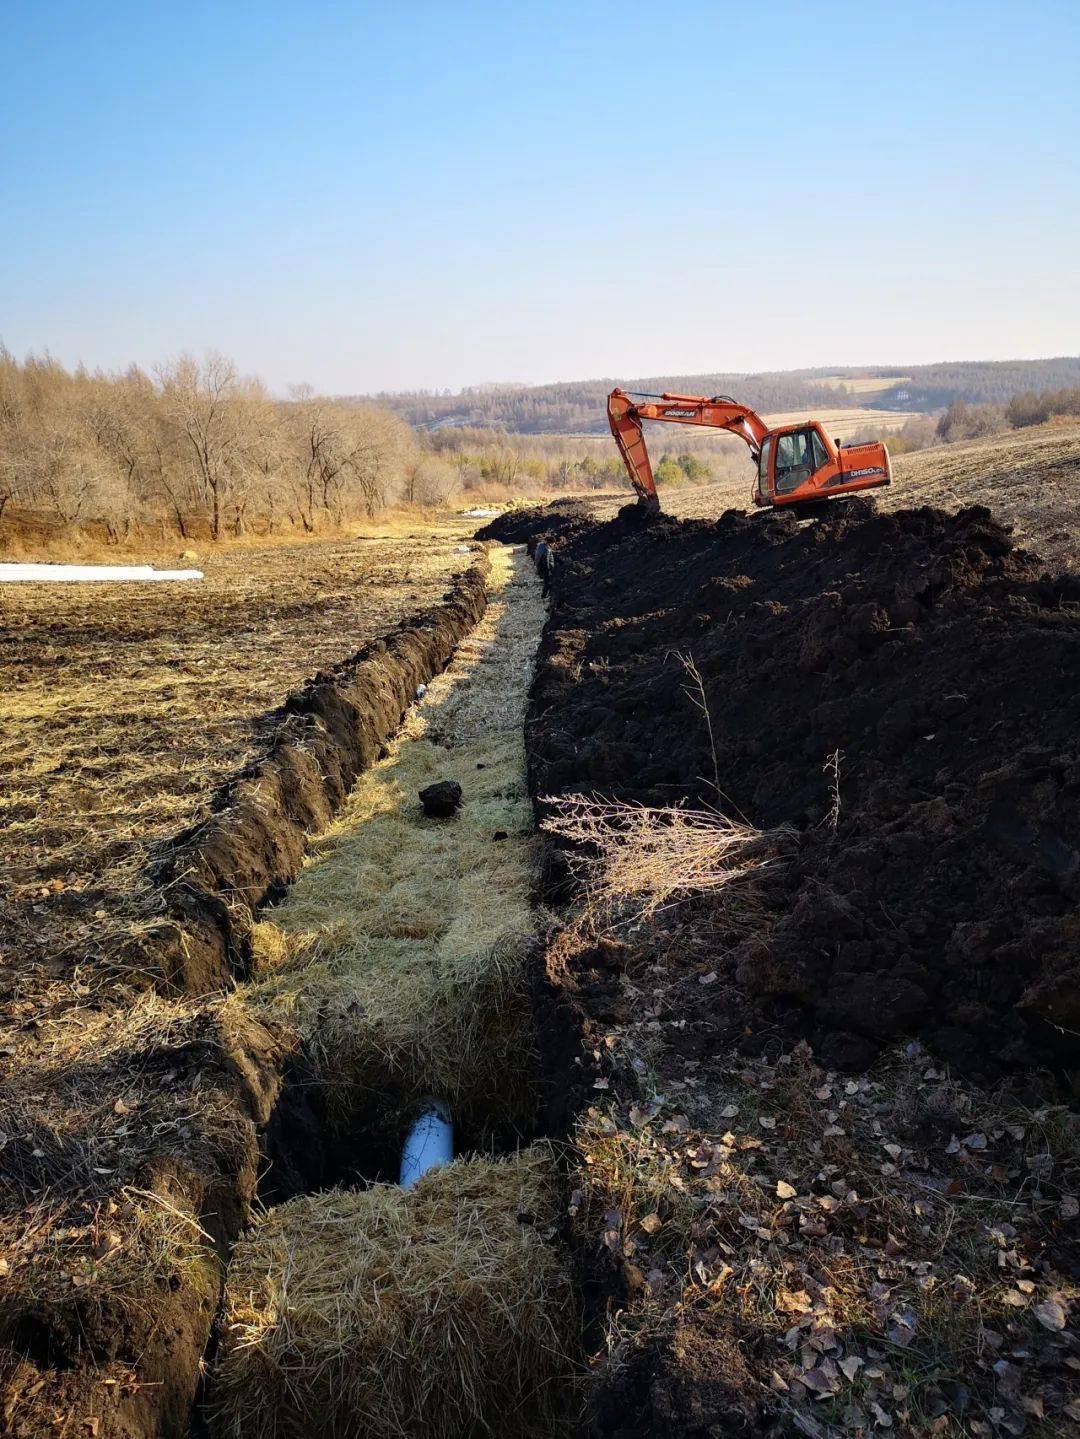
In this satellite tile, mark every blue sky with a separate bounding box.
[1,1,1077,393]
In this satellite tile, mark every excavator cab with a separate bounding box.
[755,424,841,505]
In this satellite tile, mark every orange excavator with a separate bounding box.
[607,388,892,513]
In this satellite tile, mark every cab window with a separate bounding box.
[811,430,831,472]
[775,430,814,494]
[757,436,773,498]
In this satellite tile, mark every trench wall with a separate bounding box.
[145,552,491,993]
[1,551,494,1439]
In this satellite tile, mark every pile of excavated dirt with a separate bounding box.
[481,499,1080,1077]
[481,499,1080,1438]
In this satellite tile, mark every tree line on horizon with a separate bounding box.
[0,350,465,543]
[360,372,849,434]
[0,351,648,545]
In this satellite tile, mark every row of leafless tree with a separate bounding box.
[0,350,460,540]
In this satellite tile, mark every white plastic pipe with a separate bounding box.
[0,564,203,583]
[399,1099,454,1189]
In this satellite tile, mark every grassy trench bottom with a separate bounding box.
[211,545,577,1435]
[244,542,546,1145]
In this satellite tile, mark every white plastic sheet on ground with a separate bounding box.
[0,563,204,583]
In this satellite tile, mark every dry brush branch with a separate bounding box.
[540,793,790,922]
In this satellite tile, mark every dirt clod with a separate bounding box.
[419,779,464,817]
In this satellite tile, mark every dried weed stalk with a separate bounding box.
[541,794,788,923]
[674,650,722,799]
[823,748,843,832]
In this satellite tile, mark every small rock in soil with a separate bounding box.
[419,780,463,817]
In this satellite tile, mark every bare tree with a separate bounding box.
[157,354,253,539]
[0,349,430,544]
[404,454,459,506]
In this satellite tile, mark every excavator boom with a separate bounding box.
[608,388,768,510]
[606,386,891,512]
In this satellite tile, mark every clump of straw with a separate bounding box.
[250,928,537,1130]
[210,1149,576,1439]
[541,794,787,921]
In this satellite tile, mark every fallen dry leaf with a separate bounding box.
[777,1289,813,1315]
[1032,1299,1066,1331]
[800,1365,840,1397]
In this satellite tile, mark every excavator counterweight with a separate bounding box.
[607,387,891,512]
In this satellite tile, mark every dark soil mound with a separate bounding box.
[418,779,463,817]
[518,498,1080,1078]
[475,498,596,547]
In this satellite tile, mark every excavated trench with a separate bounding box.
[248,545,547,1197]
[195,545,579,1438]
[0,546,580,1439]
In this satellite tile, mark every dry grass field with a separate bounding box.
[0,523,498,1439]
[818,373,911,396]
[0,528,473,988]
[890,420,1080,567]
[763,405,921,437]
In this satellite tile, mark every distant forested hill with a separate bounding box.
[348,373,851,434]
[348,357,1080,434]
[856,357,1080,410]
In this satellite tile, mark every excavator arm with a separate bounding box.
[607,388,770,511]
